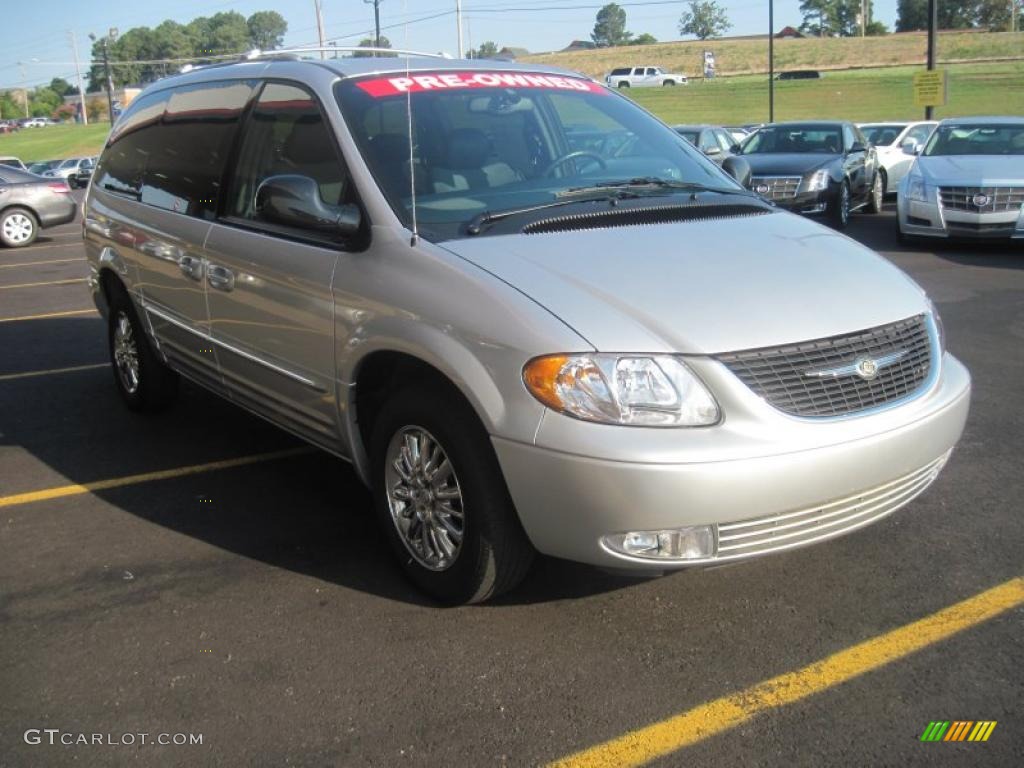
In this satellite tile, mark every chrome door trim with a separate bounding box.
[143,301,326,392]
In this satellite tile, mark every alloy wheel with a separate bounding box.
[872,174,883,211]
[2,213,34,244]
[840,184,850,226]
[384,426,465,571]
[113,311,140,394]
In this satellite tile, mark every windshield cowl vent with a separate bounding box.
[521,203,772,235]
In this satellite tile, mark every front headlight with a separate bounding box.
[905,174,931,203]
[523,354,720,427]
[804,168,830,192]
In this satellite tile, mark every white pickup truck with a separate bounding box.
[605,66,688,88]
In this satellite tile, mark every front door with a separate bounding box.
[204,81,352,451]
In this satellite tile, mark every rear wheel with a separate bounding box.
[662,80,676,86]
[371,383,535,604]
[107,286,179,412]
[0,207,38,248]
[617,81,630,89]
[866,172,884,214]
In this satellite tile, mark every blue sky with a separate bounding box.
[1,0,899,90]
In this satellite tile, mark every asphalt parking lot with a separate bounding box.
[1,195,1021,767]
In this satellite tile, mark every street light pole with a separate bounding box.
[456,0,464,58]
[768,0,774,122]
[69,30,88,126]
[925,0,937,120]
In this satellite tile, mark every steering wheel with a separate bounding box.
[542,150,607,178]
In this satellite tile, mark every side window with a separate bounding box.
[646,68,657,76]
[842,125,856,150]
[698,130,718,152]
[715,129,735,151]
[905,124,932,146]
[632,68,644,76]
[94,90,169,198]
[141,80,256,219]
[225,81,350,235]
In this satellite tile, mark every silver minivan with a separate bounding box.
[84,52,971,603]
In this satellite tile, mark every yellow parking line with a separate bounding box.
[0,447,314,509]
[0,242,81,253]
[0,363,108,382]
[0,258,86,268]
[0,278,82,290]
[0,309,96,323]
[549,577,1024,768]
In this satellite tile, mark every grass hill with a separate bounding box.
[522,30,1024,80]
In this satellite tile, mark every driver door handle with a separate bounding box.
[207,264,235,292]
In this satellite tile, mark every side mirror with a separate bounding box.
[722,156,751,189]
[901,140,922,156]
[255,175,361,236]
[730,144,741,154]
[704,145,722,156]
[849,141,867,153]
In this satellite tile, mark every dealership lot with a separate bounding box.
[1,197,1021,765]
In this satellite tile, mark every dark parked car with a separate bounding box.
[672,124,740,166]
[739,121,883,229]
[28,159,62,176]
[0,166,76,247]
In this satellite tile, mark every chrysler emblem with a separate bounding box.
[755,183,770,195]
[855,357,879,380]
[972,193,991,208]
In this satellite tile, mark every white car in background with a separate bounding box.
[898,116,1024,242]
[605,66,688,88]
[859,121,937,194]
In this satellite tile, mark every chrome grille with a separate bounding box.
[715,451,950,560]
[717,315,932,417]
[750,175,801,200]
[939,186,1024,213]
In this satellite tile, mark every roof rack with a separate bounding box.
[244,46,451,61]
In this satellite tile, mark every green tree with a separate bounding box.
[896,0,976,31]
[678,1,731,40]
[975,0,1023,29]
[354,36,394,57]
[49,78,75,96]
[153,20,194,62]
[630,32,658,45]
[865,19,889,34]
[591,3,632,47]
[474,41,499,58]
[30,87,61,117]
[247,11,288,50]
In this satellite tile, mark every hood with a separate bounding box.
[917,154,1024,186]
[442,210,928,354]
[740,153,836,176]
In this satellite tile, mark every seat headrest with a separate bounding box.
[446,128,491,170]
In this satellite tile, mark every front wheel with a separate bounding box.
[828,181,850,230]
[617,81,630,89]
[0,207,38,247]
[866,171,884,214]
[662,80,676,87]
[371,384,535,604]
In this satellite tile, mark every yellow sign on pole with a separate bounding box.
[913,69,947,107]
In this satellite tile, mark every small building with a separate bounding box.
[562,40,596,51]
[496,46,530,60]
[775,26,805,39]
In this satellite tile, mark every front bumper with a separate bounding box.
[898,195,1024,240]
[494,353,971,570]
[765,190,829,217]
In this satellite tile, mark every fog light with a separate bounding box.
[603,525,716,561]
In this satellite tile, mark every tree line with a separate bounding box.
[86,11,288,91]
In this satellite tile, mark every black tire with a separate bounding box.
[828,181,850,230]
[370,383,535,604]
[662,80,676,86]
[866,171,885,214]
[0,206,39,248]
[617,81,630,89]
[107,285,179,412]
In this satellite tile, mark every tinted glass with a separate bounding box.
[225,81,351,233]
[675,130,699,144]
[336,71,732,240]
[140,80,255,218]
[741,125,843,154]
[699,131,718,151]
[860,124,903,145]
[94,90,170,198]
[904,124,934,146]
[715,129,735,151]
[924,123,1024,156]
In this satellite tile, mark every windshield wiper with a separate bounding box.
[561,177,755,198]
[465,192,637,235]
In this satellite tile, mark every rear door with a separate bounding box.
[203,81,352,451]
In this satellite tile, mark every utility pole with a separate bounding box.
[69,30,88,126]
[861,0,867,37]
[925,0,937,119]
[17,63,29,118]
[364,0,382,48]
[314,0,326,60]
[768,0,774,122]
[89,30,117,126]
[456,0,464,58]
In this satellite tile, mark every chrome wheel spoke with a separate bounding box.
[113,311,141,394]
[384,425,465,571]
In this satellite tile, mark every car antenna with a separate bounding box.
[403,0,419,247]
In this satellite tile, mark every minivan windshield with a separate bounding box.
[335,70,737,238]
[740,124,843,154]
[923,123,1024,156]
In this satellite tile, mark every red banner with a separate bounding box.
[355,71,607,98]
